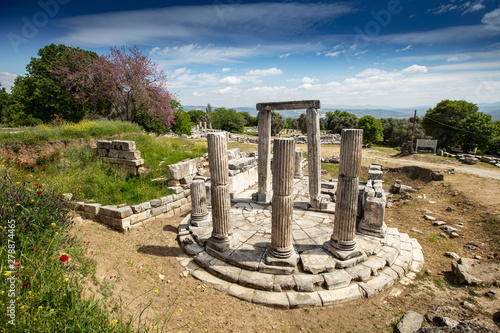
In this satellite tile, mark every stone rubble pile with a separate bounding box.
[438,149,500,167]
[96,140,145,175]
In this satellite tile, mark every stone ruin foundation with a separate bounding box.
[176,102,424,308]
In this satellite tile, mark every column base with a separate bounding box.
[358,220,387,239]
[310,195,329,210]
[265,247,298,268]
[255,192,272,205]
[205,234,235,254]
[323,241,367,268]
[190,213,212,227]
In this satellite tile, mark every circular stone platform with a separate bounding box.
[176,180,424,309]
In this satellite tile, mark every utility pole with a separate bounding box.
[410,110,417,153]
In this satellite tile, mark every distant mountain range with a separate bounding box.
[183,102,500,121]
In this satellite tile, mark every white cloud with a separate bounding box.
[301,77,318,83]
[396,45,412,52]
[214,87,241,95]
[58,3,354,46]
[222,68,231,73]
[280,53,291,58]
[428,1,485,15]
[401,64,428,75]
[446,55,472,62]
[219,76,243,84]
[482,7,500,31]
[246,68,283,76]
[326,51,342,57]
[0,72,18,91]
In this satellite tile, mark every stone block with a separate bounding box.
[97,140,112,149]
[150,199,162,208]
[131,204,142,214]
[169,186,184,194]
[180,176,194,184]
[191,269,231,293]
[358,272,395,297]
[362,256,387,276]
[300,248,336,274]
[252,291,290,309]
[194,251,215,268]
[238,270,274,291]
[293,274,323,292]
[227,148,241,160]
[84,203,101,214]
[97,148,108,157]
[167,159,198,180]
[228,284,255,303]
[125,159,144,166]
[396,310,423,333]
[368,169,383,180]
[151,204,169,216]
[111,140,136,151]
[140,201,151,210]
[99,215,131,231]
[119,150,141,160]
[130,210,151,224]
[323,269,352,290]
[378,246,399,266]
[108,149,120,158]
[318,284,363,306]
[287,292,322,308]
[345,264,372,282]
[206,258,242,283]
[99,206,133,219]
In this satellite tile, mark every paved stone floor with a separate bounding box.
[176,179,424,308]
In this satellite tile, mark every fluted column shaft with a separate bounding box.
[257,110,272,203]
[294,149,303,178]
[306,107,321,208]
[267,138,297,267]
[331,129,363,250]
[206,133,233,252]
[190,179,210,226]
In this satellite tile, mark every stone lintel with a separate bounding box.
[256,100,320,111]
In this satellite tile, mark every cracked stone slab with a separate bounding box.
[274,275,296,291]
[287,291,322,308]
[361,256,387,276]
[191,269,232,293]
[323,269,352,290]
[194,251,215,268]
[206,258,242,283]
[358,272,395,297]
[300,248,336,274]
[318,284,364,306]
[228,283,255,302]
[412,248,424,263]
[226,244,265,271]
[184,243,204,256]
[345,264,372,282]
[252,291,290,309]
[355,235,382,255]
[293,274,324,292]
[238,270,274,291]
[393,252,412,273]
[378,246,399,266]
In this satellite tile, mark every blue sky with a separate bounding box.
[1,0,500,108]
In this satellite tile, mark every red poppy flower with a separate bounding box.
[62,246,66,249]
[33,248,39,251]
[22,282,28,288]
[60,255,69,262]
[90,251,94,255]
[14,261,20,266]
[36,191,42,195]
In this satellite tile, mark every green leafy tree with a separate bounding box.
[297,113,308,134]
[0,84,11,124]
[188,109,207,124]
[239,111,257,127]
[357,115,383,143]
[10,44,95,124]
[172,110,193,136]
[422,99,478,149]
[271,111,285,136]
[211,107,245,133]
[458,112,496,153]
[135,99,184,135]
[380,117,428,147]
[206,103,212,114]
[328,110,358,133]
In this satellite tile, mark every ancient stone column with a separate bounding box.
[306,107,324,209]
[190,179,210,227]
[294,149,303,179]
[266,138,297,267]
[206,133,234,253]
[257,109,272,203]
[204,121,207,129]
[324,129,366,266]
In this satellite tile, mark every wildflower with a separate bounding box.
[62,246,66,249]
[50,309,54,312]
[90,251,94,255]
[199,312,202,316]
[51,223,56,226]
[28,291,31,295]
[60,254,69,262]
[16,203,20,206]
[20,306,25,309]
[179,308,183,313]
[0,291,4,294]
[64,278,69,282]
[4,272,11,276]
[55,232,59,235]
[22,282,28,288]
[37,191,42,195]
[38,306,43,309]
[111,319,117,324]
[154,289,158,293]
[14,261,20,266]
[31,199,34,202]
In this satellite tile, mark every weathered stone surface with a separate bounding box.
[149,199,162,208]
[238,270,274,291]
[227,148,241,160]
[227,245,265,271]
[433,316,460,328]
[82,203,101,214]
[184,243,204,256]
[257,100,320,111]
[345,264,372,282]
[99,206,133,219]
[228,157,256,170]
[131,204,142,214]
[119,150,141,160]
[300,248,336,274]
[318,284,363,306]
[98,215,131,231]
[191,269,231,293]
[355,235,382,255]
[194,251,215,268]
[452,258,482,285]
[206,258,242,283]
[167,159,198,181]
[274,275,296,291]
[378,246,400,266]
[287,291,322,308]
[252,290,290,309]
[362,256,387,276]
[417,324,497,332]
[396,310,423,333]
[228,283,254,302]
[323,269,352,290]
[358,272,395,297]
[111,140,136,151]
[445,252,460,259]
[293,274,323,292]
[130,210,151,225]
[97,140,112,149]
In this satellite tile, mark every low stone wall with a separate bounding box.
[70,186,191,231]
[438,150,500,167]
[97,140,145,175]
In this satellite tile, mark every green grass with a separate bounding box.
[0,120,142,144]
[0,173,135,332]
[321,163,340,179]
[1,121,207,205]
